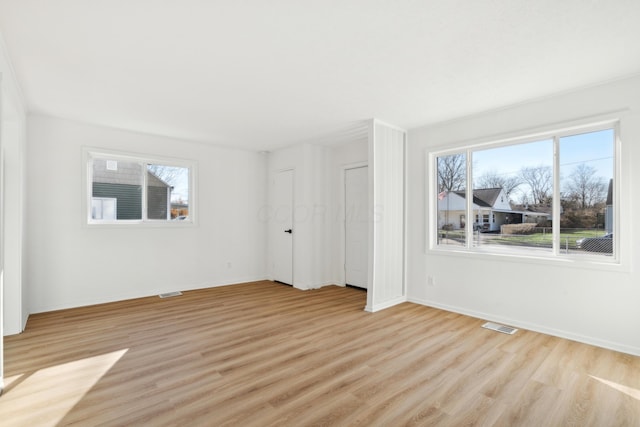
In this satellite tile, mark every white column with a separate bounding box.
[366,119,406,312]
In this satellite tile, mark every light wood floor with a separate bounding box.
[1,281,639,426]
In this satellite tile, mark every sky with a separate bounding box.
[147,165,190,203]
[471,128,614,199]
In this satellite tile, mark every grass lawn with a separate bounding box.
[439,228,608,249]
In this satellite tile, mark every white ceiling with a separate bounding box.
[1,1,639,151]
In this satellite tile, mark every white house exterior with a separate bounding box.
[438,188,550,232]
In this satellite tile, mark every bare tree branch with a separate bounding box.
[563,163,607,208]
[437,154,466,192]
[475,170,522,200]
[520,165,552,205]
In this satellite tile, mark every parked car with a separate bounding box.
[473,223,490,232]
[576,233,613,253]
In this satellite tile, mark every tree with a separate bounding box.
[564,163,607,209]
[437,154,466,192]
[147,164,184,186]
[475,170,522,200]
[520,165,552,205]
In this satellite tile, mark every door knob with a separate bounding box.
[284,229,293,234]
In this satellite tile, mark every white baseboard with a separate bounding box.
[365,295,407,313]
[407,296,640,357]
[27,276,267,316]
[293,281,340,291]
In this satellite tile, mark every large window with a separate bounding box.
[433,124,617,260]
[86,150,194,224]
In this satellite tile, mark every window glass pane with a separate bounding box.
[559,129,614,256]
[436,153,466,247]
[147,165,190,220]
[471,139,553,252]
[91,198,116,220]
[91,158,142,220]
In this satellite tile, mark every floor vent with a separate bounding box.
[482,322,518,335]
[159,291,183,298]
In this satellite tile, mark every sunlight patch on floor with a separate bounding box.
[2,373,24,389]
[0,349,128,427]
[591,375,640,401]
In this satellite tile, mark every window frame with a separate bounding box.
[428,120,620,264]
[83,147,197,227]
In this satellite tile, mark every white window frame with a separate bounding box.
[83,147,197,227]
[428,120,620,264]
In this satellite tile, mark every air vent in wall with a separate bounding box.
[482,322,518,335]
[159,291,183,298]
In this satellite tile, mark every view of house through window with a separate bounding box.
[435,126,615,259]
[147,164,190,220]
[88,154,191,223]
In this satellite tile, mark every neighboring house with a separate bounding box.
[605,178,613,233]
[509,204,553,225]
[438,187,551,232]
[92,159,172,220]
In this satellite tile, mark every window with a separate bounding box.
[433,124,617,260]
[91,198,117,220]
[86,149,194,224]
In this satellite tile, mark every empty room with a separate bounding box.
[1,1,639,426]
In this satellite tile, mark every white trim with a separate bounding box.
[428,114,624,156]
[402,132,408,299]
[29,277,267,315]
[366,121,375,310]
[407,296,640,357]
[0,135,4,395]
[552,136,561,255]
[612,121,622,261]
[372,118,407,134]
[365,295,407,313]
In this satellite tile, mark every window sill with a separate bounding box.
[86,219,197,229]
[426,245,625,273]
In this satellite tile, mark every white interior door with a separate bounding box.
[345,166,368,288]
[273,169,293,285]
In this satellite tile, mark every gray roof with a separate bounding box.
[606,179,613,205]
[510,204,552,215]
[453,188,503,208]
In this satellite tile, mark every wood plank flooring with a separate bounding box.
[1,281,639,426]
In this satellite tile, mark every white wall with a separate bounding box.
[26,115,267,313]
[266,143,333,290]
[1,33,27,396]
[407,75,640,355]
[267,139,369,291]
[329,138,368,285]
[1,33,27,338]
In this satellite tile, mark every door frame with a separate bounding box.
[339,162,368,287]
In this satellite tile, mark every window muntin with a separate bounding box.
[87,151,193,224]
[432,125,617,261]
